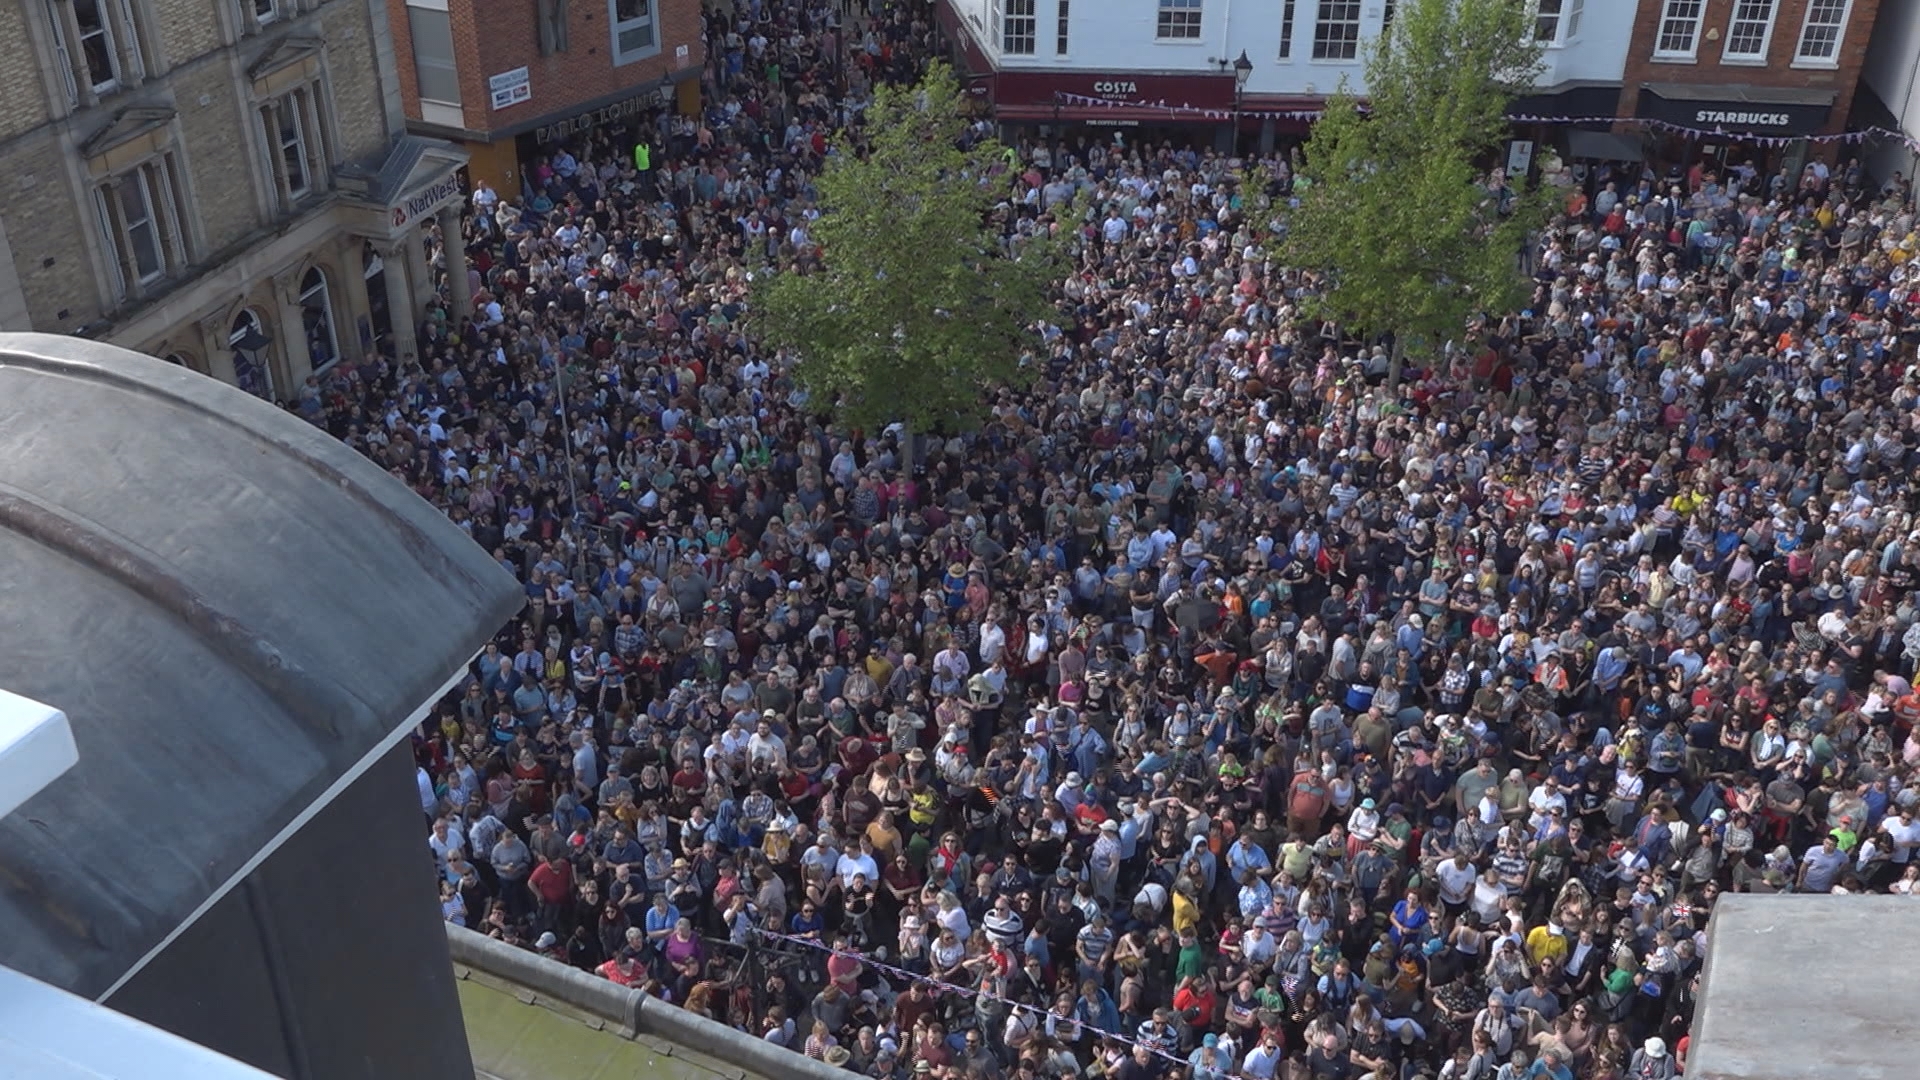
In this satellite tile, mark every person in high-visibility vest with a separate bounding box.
[633,141,652,173]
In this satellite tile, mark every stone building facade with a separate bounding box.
[0,0,470,398]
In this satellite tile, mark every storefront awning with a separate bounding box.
[1639,83,1836,137]
[1566,129,1644,162]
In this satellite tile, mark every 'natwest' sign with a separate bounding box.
[390,175,463,230]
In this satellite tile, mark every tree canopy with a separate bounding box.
[1278,0,1549,384]
[751,63,1069,436]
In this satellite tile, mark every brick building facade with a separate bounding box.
[1619,0,1882,163]
[0,0,471,399]
[386,0,707,197]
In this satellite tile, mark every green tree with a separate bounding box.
[752,63,1068,451]
[1278,0,1549,388]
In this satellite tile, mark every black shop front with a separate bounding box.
[1636,82,1837,181]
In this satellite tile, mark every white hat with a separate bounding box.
[1644,1038,1667,1058]
[1101,819,1120,833]
[1065,771,1084,786]
[535,931,559,948]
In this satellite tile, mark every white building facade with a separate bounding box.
[1859,0,1920,180]
[934,0,1633,148]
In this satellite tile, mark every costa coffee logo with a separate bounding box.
[1091,80,1138,96]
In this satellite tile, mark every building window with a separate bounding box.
[1279,0,1294,58]
[609,0,658,65]
[1055,0,1068,55]
[47,0,144,103]
[408,6,462,102]
[251,0,280,26]
[1722,0,1775,60]
[1156,0,1201,40]
[93,156,189,299]
[261,86,330,209]
[275,97,308,197]
[1000,0,1035,53]
[537,0,569,54]
[1534,0,1583,45]
[1653,0,1704,58]
[1311,0,1360,60]
[1794,0,1852,64]
[1381,0,1395,34]
[299,267,339,374]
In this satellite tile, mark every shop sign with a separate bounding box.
[993,70,1237,111]
[488,67,532,111]
[533,85,674,145]
[1639,88,1831,136]
[1506,139,1534,177]
[389,175,463,230]
[1693,109,1791,128]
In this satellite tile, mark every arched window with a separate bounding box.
[161,352,190,367]
[363,240,393,347]
[299,266,339,375]
[230,307,275,399]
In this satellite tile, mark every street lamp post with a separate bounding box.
[1232,50,1253,159]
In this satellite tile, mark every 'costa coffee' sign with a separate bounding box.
[992,70,1238,111]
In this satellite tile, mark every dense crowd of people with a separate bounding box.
[300,0,1920,1077]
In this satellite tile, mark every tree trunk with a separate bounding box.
[1387,336,1405,392]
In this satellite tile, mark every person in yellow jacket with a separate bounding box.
[1525,919,1571,969]
[1171,876,1201,937]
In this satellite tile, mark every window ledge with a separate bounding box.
[1152,37,1207,45]
[1719,56,1770,66]
[1648,54,1700,64]
[419,99,465,128]
[1790,58,1841,70]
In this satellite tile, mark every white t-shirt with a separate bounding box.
[835,851,878,887]
[1527,785,1566,829]
[1435,859,1478,905]
[1888,816,1920,864]
[1470,878,1508,924]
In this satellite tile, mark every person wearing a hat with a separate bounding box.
[1630,1036,1676,1080]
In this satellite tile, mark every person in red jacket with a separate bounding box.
[528,854,574,933]
[598,948,642,986]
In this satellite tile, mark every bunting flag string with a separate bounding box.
[751,927,1199,1070]
[1045,92,1920,155]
